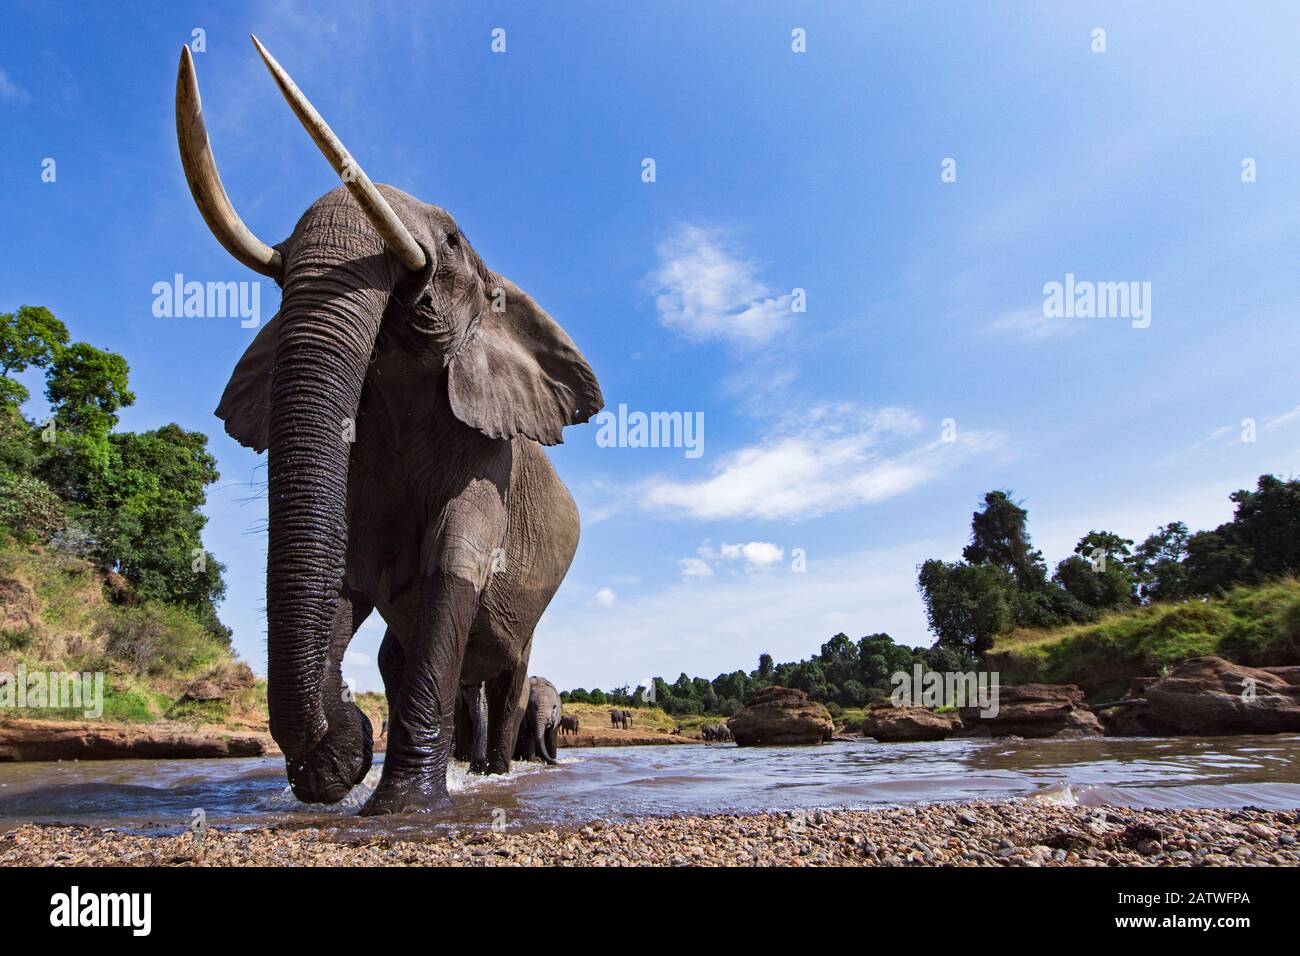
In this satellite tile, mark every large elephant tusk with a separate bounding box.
[176,46,283,278]
[250,35,428,273]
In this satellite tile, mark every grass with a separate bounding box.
[988,576,1300,700]
[0,540,265,728]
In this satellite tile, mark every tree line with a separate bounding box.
[0,305,229,640]
[563,475,1300,717]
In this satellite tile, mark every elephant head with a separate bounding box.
[176,40,601,802]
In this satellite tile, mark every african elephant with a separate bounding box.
[513,676,562,764]
[558,715,579,736]
[176,41,602,814]
[453,683,488,772]
[609,708,632,729]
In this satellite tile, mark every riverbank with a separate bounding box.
[0,716,695,760]
[2,801,1296,866]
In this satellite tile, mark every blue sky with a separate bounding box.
[5,2,1300,693]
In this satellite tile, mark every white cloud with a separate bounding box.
[639,405,1002,521]
[720,541,783,566]
[591,587,618,607]
[682,540,785,579]
[677,556,714,579]
[651,224,790,347]
[988,306,1077,342]
[0,69,29,102]
[1264,405,1300,431]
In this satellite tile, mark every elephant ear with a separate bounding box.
[214,310,280,453]
[447,275,603,445]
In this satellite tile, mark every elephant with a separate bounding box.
[176,41,602,814]
[512,676,562,764]
[609,708,632,729]
[701,722,731,741]
[558,715,579,737]
[452,683,489,772]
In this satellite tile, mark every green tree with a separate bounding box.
[1223,475,1300,579]
[45,342,135,435]
[962,490,1047,588]
[0,305,69,407]
[917,559,1014,658]
[1054,530,1136,610]
[1185,527,1253,596]
[1130,521,1191,602]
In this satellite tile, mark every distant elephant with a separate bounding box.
[453,683,489,772]
[513,677,562,764]
[701,722,730,742]
[558,715,580,737]
[609,708,625,729]
[177,41,603,814]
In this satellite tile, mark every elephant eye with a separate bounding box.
[444,232,459,250]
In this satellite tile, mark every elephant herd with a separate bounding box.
[700,723,733,742]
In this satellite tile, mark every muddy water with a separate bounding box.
[1,735,1298,838]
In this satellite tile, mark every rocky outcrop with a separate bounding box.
[959,683,1103,738]
[727,686,834,746]
[860,705,958,742]
[1098,656,1300,737]
[180,662,256,703]
[0,718,274,761]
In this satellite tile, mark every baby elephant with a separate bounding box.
[513,677,562,765]
[558,715,580,737]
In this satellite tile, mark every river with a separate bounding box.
[2,735,1298,838]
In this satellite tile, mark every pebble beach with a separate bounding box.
[3,801,1297,867]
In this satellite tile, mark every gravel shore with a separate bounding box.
[2,801,1298,866]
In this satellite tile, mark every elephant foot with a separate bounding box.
[468,758,491,775]
[484,757,511,776]
[358,777,452,816]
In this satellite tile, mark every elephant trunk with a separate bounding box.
[266,194,402,779]
[535,716,556,765]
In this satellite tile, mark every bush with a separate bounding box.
[0,473,65,544]
[94,603,225,679]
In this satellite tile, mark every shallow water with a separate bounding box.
[1,735,1298,838]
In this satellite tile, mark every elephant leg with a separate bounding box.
[377,626,404,738]
[469,684,489,772]
[360,572,479,816]
[484,665,529,774]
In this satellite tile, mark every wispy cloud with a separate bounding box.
[651,224,791,348]
[0,68,29,102]
[637,405,1002,521]
[987,306,1076,342]
[533,540,946,691]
